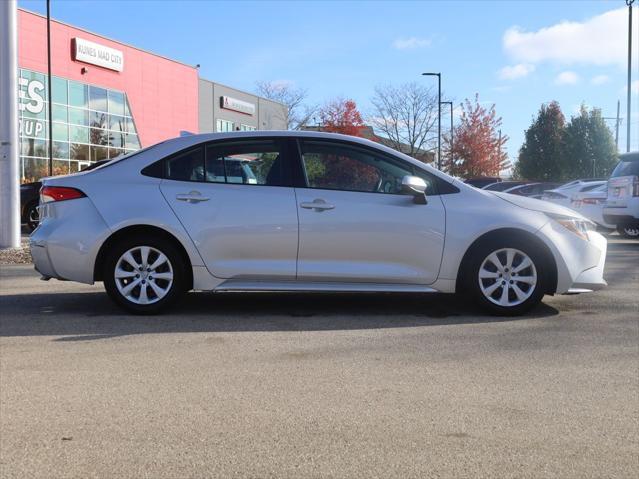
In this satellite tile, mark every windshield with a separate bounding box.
[611,160,639,178]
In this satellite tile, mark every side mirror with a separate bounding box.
[401,175,428,204]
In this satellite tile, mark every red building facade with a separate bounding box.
[17,9,199,182]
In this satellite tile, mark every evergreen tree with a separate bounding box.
[562,106,618,179]
[515,102,565,180]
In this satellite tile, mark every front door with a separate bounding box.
[295,139,446,285]
[159,138,299,279]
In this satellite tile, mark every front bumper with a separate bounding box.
[536,221,607,294]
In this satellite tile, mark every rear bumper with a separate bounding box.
[29,197,111,284]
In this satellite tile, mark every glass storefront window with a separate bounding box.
[53,141,69,159]
[69,125,89,144]
[68,107,89,126]
[108,91,125,116]
[91,146,108,162]
[89,86,108,112]
[68,81,88,108]
[70,143,90,162]
[109,115,125,132]
[52,77,68,104]
[52,122,68,142]
[19,69,141,183]
[52,104,67,122]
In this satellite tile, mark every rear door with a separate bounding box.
[294,139,446,285]
[159,138,299,279]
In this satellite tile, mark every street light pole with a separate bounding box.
[626,0,634,152]
[0,0,20,249]
[46,0,53,175]
[422,72,441,169]
[441,101,453,169]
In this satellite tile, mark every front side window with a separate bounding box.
[205,140,286,186]
[300,140,430,195]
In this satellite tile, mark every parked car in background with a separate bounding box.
[503,182,563,199]
[541,180,607,208]
[465,177,501,188]
[31,131,607,316]
[603,152,639,238]
[482,180,529,192]
[570,184,614,231]
[20,182,41,232]
[20,160,111,233]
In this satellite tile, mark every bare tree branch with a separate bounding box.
[255,81,317,130]
[369,83,439,162]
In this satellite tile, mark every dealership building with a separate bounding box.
[17,8,287,183]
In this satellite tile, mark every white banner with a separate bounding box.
[73,38,124,72]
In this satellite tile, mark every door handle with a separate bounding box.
[300,199,335,211]
[176,191,210,203]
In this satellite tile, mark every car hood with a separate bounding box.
[491,191,588,220]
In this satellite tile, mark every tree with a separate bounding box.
[255,81,316,130]
[562,106,618,179]
[369,82,438,159]
[318,98,364,136]
[515,102,566,181]
[443,94,508,178]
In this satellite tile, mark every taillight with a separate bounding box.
[581,198,600,205]
[40,186,86,203]
[633,177,639,197]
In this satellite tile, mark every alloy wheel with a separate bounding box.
[478,248,537,307]
[114,246,174,305]
[622,226,639,238]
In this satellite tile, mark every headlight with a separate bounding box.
[546,213,594,241]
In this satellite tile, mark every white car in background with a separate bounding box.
[603,152,639,238]
[569,184,614,230]
[30,131,607,316]
[541,180,607,208]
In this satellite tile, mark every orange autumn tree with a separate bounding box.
[443,94,509,178]
[319,98,364,136]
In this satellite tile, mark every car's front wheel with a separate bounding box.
[464,238,548,316]
[103,236,186,314]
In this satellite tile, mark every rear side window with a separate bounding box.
[166,147,204,182]
[142,139,290,186]
[611,160,639,177]
[205,140,288,186]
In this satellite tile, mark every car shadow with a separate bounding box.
[0,289,559,341]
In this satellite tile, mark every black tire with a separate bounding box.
[462,236,548,316]
[24,202,39,233]
[617,225,639,239]
[103,235,187,314]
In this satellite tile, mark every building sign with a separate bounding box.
[73,38,124,72]
[220,96,255,116]
[18,77,46,138]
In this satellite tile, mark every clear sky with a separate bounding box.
[19,0,639,162]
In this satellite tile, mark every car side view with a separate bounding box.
[30,131,607,315]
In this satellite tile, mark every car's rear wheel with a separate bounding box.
[24,202,39,233]
[464,238,547,316]
[103,236,186,314]
[617,225,639,238]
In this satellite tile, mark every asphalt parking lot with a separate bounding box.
[1,238,637,478]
